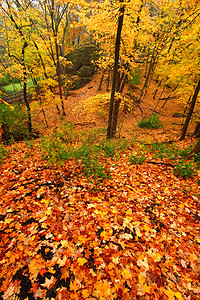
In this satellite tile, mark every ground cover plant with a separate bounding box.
[0,103,30,141]
[138,114,162,129]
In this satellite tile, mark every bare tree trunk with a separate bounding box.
[98,70,106,91]
[22,42,32,133]
[153,78,162,99]
[32,78,48,127]
[33,40,60,114]
[106,69,110,92]
[110,74,128,136]
[162,84,178,108]
[180,79,200,141]
[107,1,125,139]
[144,57,157,96]
[153,84,166,111]
[55,39,66,116]
[138,50,155,103]
[144,48,150,78]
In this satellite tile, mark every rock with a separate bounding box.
[64,43,100,90]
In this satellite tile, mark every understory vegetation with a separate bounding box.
[1,120,198,181]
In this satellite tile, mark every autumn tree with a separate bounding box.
[82,0,156,138]
[151,0,200,117]
[0,0,35,133]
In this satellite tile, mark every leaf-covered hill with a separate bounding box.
[0,138,199,300]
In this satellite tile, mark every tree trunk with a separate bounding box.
[106,69,110,92]
[180,79,200,141]
[22,42,32,133]
[55,39,66,116]
[98,70,106,91]
[153,78,162,99]
[107,1,125,139]
[162,84,178,108]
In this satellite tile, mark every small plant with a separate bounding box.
[129,153,146,165]
[131,68,142,86]
[139,114,162,129]
[0,144,8,165]
[39,138,70,166]
[173,159,197,179]
[150,143,177,160]
[39,138,111,181]
[54,123,78,144]
[0,103,29,141]
[73,142,110,180]
[193,153,200,166]
[98,139,128,158]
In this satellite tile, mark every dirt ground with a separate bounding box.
[31,70,200,146]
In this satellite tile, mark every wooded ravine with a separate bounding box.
[0,0,200,299]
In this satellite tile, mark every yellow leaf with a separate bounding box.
[77,257,87,266]
[175,292,184,300]
[37,187,45,198]
[4,218,14,225]
[143,224,151,233]
[112,256,120,264]
[138,273,145,286]
[164,287,175,300]
[143,284,151,293]
[70,280,79,292]
[137,257,149,271]
[45,208,51,215]
[121,268,132,280]
[82,289,90,298]
[135,227,142,237]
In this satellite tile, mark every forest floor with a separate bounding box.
[0,71,200,300]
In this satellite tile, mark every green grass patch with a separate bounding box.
[139,114,162,129]
[2,79,34,94]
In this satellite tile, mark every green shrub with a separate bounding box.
[73,143,110,180]
[131,69,142,86]
[139,114,162,129]
[173,159,197,179]
[150,143,178,160]
[193,153,200,166]
[129,153,146,165]
[150,143,194,161]
[0,103,29,141]
[39,138,111,181]
[0,144,8,165]
[54,123,78,144]
[39,138,70,166]
[98,139,128,158]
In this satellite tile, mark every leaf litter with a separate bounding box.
[0,139,199,300]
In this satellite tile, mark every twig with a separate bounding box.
[146,161,174,167]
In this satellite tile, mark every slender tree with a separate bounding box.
[107,0,125,139]
[180,79,200,141]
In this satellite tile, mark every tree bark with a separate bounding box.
[180,79,200,141]
[107,1,125,139]
[153,78,162,99]
[98,70,106,91]
[55,39,66,116]
[22,42,32,133]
